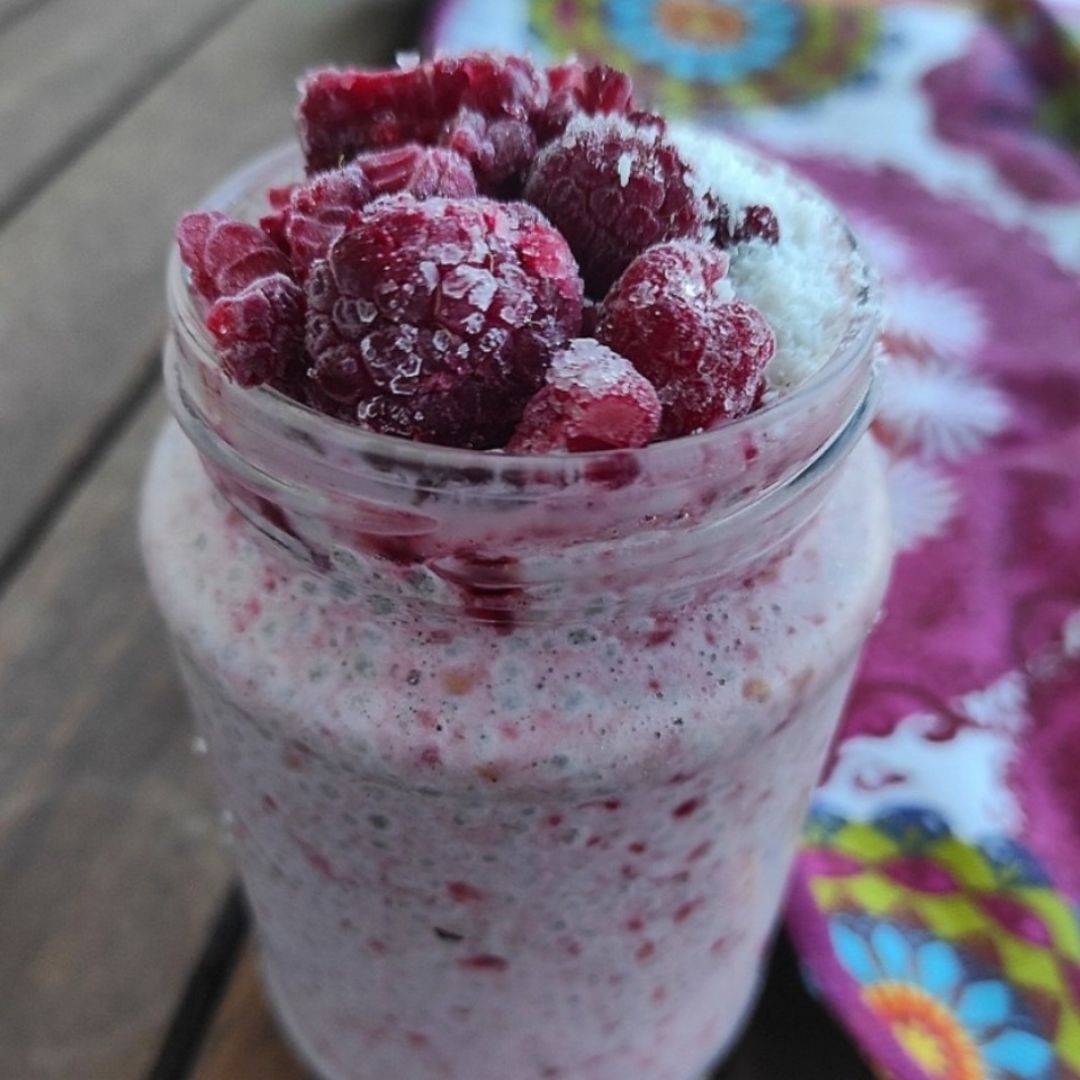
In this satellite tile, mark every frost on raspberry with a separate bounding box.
[508,339,661,453]
[304,196,584,449]
[205,273,306,388]
[534,61,636,144]
[297,53,545,193]
[177,211,293,302]
[714,203,780,248]
[524,114,711,297]
[596,240,774,438]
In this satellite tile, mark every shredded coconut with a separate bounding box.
[672,123,854,391]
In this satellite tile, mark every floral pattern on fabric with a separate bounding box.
[798,807,1080,1079]
[527,0,882,109]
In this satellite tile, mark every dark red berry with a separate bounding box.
[297,53,545,193]
[298,64,444,171]
[524,115,710,297]
[259,184,299,252]
[507,339,661,453]
[205,273,305,388]
[282,167,374,281]
[597,241,774,437]
[268,148,478,282]
[436,53,546,193]
[353,143,477,200]
[305,195,583,449]
[441,109,536,196]
[715,203,780,248]
[534,61,636,144]
[177,211,293,303]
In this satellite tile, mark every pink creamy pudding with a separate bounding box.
[142,54,892,1080]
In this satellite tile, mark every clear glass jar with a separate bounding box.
[141,144,892,1080]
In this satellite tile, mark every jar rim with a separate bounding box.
[166,139,881,478]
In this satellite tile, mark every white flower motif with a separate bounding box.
[884,278,989,362]
[955,671,1029,735]
[846,213,915,279]
[879,358,1011,460]
[1064,610,1080,658]
[886,457,960,551]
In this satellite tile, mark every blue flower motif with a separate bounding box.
[830,916,1056,1079]
[605,0,800,85]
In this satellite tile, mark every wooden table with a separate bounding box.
[0,2,877,1076]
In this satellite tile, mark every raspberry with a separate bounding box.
[715,203,780,248]
[265,148,478,282]
[259,184,299,252]
[524,114,710,297]
[298,65,444,171]
[534,61,636,144]
[280,167,374,281]
[353,144,477,200]
[441,109,536,196]
[205,273,306,388]
[298,53,545,192]
[507,339,661,453]
[596,241,774,437]
[305,196,583,449]
[177,211,293,302]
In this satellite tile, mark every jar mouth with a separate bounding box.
[166,139,881,480]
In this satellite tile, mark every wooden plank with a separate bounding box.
[0,0,250,222]
[0,0,427,570]
[0,397,235,1080]
[192,936,874,1079]
[0,0,49,36]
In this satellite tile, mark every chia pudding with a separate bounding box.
[141,53,892,1080]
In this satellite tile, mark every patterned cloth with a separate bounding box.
[430,2,1080,1077]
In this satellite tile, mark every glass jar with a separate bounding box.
[141,143,892,1080]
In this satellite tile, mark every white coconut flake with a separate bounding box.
[617,152,633,188]
[672,123,855,391]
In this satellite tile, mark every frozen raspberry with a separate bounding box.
[534,61,636,144]
[524,114,710,297]
[298,65,444,171]
[305,196,583,449]
[438,53,546,193]
[715,203,780,248]
[353,144,477,200]
[508,339,660,453]
[205,273,305,388]
[596,241,774,437]
[441,109,536,196]
[259,184,299,252]
[267,149,478,282]
[177,211,293,302]
[280,167,374,281]
[298,53,545,192]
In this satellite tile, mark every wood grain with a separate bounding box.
[0,0,427,571]
[192,935,874,1079]
[0,398,234,1080]
[0,0,251,224]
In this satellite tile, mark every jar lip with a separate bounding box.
[167,140,880,473]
